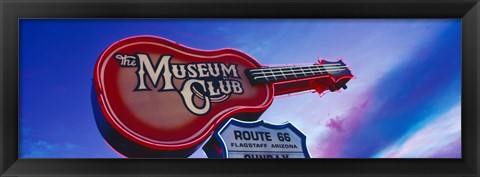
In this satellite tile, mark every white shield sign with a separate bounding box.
[203,118,310,158]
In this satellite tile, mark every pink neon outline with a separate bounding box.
[94,35,354,150]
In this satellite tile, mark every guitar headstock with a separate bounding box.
[313,58,354,92]
[316,58,353,79]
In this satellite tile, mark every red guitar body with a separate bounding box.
[92,36,352,157]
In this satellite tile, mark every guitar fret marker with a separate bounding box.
[308,66,314,75]
[269,68,277,81]
[261,69,268,81]
[280,69,287,79]
[290,67,297,78]
[300,67,307,76]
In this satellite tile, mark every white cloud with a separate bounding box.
[375,103,461,158]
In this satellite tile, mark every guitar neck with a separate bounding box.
[246,64,346,85]
[245,63,351,96]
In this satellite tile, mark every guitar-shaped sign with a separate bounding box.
[92,36,353,157]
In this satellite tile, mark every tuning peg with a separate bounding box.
[317,58,325,64]
[328,85,335,92]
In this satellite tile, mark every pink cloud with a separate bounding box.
[312,92,373,158]
[326,116,345,133]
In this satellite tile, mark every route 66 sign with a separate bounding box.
[203,118,310,158]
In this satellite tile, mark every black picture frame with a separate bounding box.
[1,0,479,176]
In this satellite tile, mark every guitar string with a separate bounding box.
[251,67,347,80]
[248,63,342,72]
[250,66,348,80]
[250,66,348,76]
[248,65,347,77]
[252,69,345,80]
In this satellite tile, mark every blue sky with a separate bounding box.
[19,19,461,158]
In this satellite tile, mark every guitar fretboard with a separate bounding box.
[245,63,348,85]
